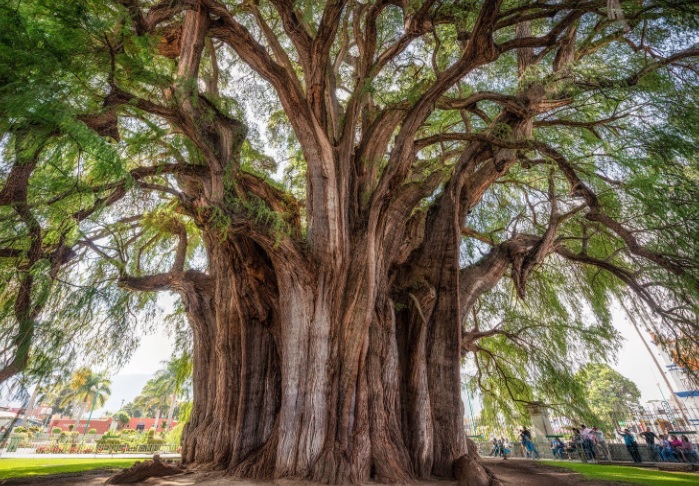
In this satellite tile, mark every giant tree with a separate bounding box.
[1,0,699,484]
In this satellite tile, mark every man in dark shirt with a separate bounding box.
[640,428,657,444]
[640,428,659,461]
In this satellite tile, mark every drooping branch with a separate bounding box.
[553,246,689,326]
[0,134,59,384]
[536,143,699,288]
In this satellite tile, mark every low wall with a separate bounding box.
[474,439,698,463]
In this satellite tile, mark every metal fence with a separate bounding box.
[0,437,181,456]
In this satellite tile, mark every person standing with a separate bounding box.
[520,426,540,459]
[581,425,597,462]
[639,428,659,461]
[592,427,609,461]
[618,428,643,463]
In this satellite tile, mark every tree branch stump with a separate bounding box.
[106,454,185,484]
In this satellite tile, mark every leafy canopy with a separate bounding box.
[0,0,698,417]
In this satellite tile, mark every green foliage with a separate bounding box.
[131,355,192,423]
[113,410,130,428]
[575,364,642,429]
[62,368,111,410]
[464,264,619,425]
[1,0,699,429]
[165,400,191,445]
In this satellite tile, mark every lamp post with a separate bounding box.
[465,390,477,436]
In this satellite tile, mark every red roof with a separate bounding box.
[48,417,178,434]
[49,419,113,434]
[123,417,177,431]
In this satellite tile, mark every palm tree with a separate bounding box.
[62,368,111,430]
[134,379,170,430]
[160,354,192,432]
[134,355,192,432]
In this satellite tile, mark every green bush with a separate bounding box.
[88,428,97,434]
[166,423,184,445]
[98,438,122,445]
[51,427,62,434]
[113,410,130,427]
[12,426,27,434]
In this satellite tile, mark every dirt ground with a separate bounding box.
[0,460,625,485]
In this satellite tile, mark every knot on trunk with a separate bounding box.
[453,439,503,486]
[106,454,185,484]
[156,25,183,58]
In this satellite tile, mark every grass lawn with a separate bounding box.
[542,460,699,486]
[0,458,137,480]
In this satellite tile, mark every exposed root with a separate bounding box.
[231,432,278,480]
[105,454,185,484]
[453,439,503,486]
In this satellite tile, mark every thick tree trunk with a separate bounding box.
[175,223,491,484]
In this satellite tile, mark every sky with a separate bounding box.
[98,297,680,417]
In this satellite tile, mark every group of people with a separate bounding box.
[549,424,607,461]
[488,437,512,459]
[490,424,698,464]
[488,427,541,460]
[638,427,698,463]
